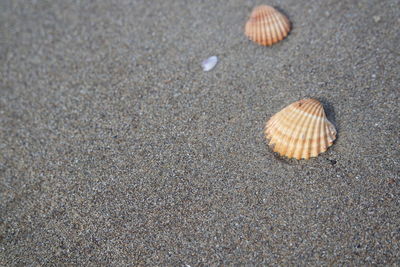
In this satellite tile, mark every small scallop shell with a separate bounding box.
[245,5,291,46]
[265,98,337,160]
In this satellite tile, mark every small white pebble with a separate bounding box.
[373,15,381,23]
[201,56,218,71]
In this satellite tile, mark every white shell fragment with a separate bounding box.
[201,56,218,71]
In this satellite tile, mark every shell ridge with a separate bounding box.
[271,11,287,40]
[263,9,273,45]
[325,119,337,144]
[291,103,324,120]
[276,104,310,154]
[283,102,320,158]
[272,13,284,41]
[270,13,280,44]
[266,111,285,134]
[318,115,327,156]
[265,115,281,143]
[287,110,311,159]
[262,10,270,45]
[279,13,290,35]
[258,13,265,45]
[300,102,323,159]
[265,116,278,139]
[266,114,281,133]
[266,112,285,151]
[278,102,317,155]
[261,9,268,45]
[291,102,322,159]
[310,111,325,158]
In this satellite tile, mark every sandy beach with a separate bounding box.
[1,0,399,265]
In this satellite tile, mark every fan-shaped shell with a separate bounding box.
[245,5,291,46]
[265,99,337,160]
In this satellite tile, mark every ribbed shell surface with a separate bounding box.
[245,5,291,46]
[265,99,337,159]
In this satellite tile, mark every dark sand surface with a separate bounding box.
[1,0,399,265]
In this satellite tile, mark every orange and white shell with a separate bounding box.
[245,5,291,46]
[265,99,337,160]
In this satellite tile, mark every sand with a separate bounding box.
[1,0,399,265]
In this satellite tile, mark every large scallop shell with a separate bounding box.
[265,98,337,160]
[245,5,291,46]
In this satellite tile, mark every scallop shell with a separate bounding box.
[245,5,291,46]
[265,98,337,160]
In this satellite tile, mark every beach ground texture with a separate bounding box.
[1,0,399,265]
